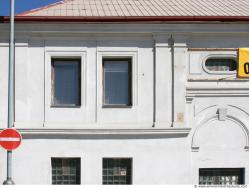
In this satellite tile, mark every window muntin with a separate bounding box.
[204,57,237,73]
[199,168,244,185]
[103,158,132,185]
[103,58,132,107]
[51,158,81,185]
[51,59,81,106]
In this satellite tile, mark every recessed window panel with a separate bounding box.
[199,168,244,185]
[51,158,81,185]
[103,58,132,106]
[52,59,81,106]
[205,58,237,72]
[103,158,132,185]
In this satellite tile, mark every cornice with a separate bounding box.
[186,87,249,97]
[3,128,191,138]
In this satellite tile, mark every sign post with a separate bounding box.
[3,0,15,185]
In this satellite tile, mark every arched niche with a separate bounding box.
[191,113,249,152]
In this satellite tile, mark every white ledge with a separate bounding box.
[186,87,249,97]
[9,128,191,136]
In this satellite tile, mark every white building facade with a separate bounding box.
[0,0,249,185]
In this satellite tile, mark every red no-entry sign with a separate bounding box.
[0,128,22,151]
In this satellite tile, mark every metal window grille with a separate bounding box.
[199,168,244,185]
[103,158,132,185]
[51,158,81,185]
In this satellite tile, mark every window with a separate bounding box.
[103,158,132,184]
[199,168,244,185]
[51,58,81,106]
[204,57,237,73]
[51,158,81,185]
[103,58,132,107]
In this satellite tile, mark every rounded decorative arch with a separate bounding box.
[191,108,249,152]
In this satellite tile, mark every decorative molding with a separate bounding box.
[194,105,217,117]
[191,114,249,152]
[188,78,249,82]
[218,108,227,121]
[191,146,200,152]
[188,48,238,51]
[228,105,249,117]
[97,50,138,109]
[4,128,191,138]
[1,23,249,36]
[186,97,194,104]
[186,87,249,97]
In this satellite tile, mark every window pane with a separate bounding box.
[103,59,131,105]
[52,59,80,106]
[103,158,132,185]
[51,158,81,185]
[199,168,244,185]
[205,58,237,72]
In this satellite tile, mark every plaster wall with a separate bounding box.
[0,23,248,184]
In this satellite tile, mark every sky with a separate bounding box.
[0,0,61,16]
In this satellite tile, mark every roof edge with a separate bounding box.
[2,16,249,23]
[16,0,66,16]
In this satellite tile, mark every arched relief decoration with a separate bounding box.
[228,105,249,117]
[194,104,217,117]
[191,105,249,152]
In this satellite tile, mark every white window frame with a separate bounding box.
[45,51,86,108]
[202,54,237,75]
[97,50,138,109]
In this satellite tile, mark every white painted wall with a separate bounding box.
[0,23,248,184]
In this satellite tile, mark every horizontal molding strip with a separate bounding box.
[186,87,249,97]
[2,128,191,136]
[188,48,238,51]
[2,16,249,23]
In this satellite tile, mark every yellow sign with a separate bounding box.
[238,48,249,78]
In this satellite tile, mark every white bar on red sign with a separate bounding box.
[0,137,21,141]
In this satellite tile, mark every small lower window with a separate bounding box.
[204,57,237,73]
[103,158,132,185]
[199,168,244,185]
[51,158,81,185]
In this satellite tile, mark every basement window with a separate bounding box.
[103,158,132,185]
[199,168,245,185]
[51,158,81,185]
[203,56,237,74]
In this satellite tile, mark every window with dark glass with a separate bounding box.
[51,158,81,185]
[51,59,81,106]
[103,158,132,185]
[103,58,132,107]
[205,58,237,72]
[199,168,244,185]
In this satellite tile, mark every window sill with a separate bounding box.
[102,105,132,108]
[50,105,81,108]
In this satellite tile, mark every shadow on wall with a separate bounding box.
[22,132,189,140]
